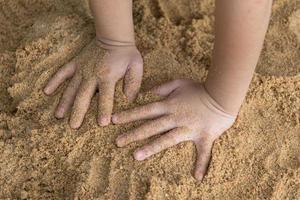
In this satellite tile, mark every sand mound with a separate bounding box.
[0,0,299,199]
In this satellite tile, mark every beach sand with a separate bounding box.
[0,0,299,199]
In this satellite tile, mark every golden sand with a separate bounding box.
[0,0,299,199]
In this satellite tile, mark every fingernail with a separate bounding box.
[111,115,118,124]
[116,136,124,147]
[55,108,64,119]
[55,111,64,119]
[195,173,204,181]
[43,87,50,95]
[98,116,110,126]
[134,150,145,161]
[70,122,80,129]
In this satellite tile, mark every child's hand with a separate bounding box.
[44,39,143,128]
[112,79,236,181]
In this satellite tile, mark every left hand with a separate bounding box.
[112,79,236,181]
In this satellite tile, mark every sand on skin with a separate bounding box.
[0,0,299,199]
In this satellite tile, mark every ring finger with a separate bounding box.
[55,74,82,118]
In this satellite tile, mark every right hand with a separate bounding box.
[44,39,143,128]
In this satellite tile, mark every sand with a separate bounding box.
[0,0,299,199]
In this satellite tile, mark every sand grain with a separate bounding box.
[0,0,299,199]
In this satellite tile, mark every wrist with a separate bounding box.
[201,83,239,118]
[96,36,136,50]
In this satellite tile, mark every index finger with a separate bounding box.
[112,101,168,124]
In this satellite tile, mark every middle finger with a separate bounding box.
[116,115,177,147]
[112,102,168,124]
[69,78,97,129]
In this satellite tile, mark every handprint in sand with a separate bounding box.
[113,79,236,181]
[44,39,143,128]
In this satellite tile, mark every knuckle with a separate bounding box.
[73,95,88,109]
[97,66,115,81]
[142,103,158,113]
[55,71,66,80]
[173,79,187,86]
[174,79,184,85]
[162,134,173,143]
[167,114,182,126]
[153,101,167,111]
[166,115,177,126]
[164,96,178,107]
[174,79,191,86]
[157,139,168,149]
[146,143,156,153]
[164,133,178,143]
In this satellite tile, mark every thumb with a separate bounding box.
[150,79,192,97]
[123,60,143,101]
[194,139,213,181]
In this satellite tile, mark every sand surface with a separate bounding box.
[0,0,299,199]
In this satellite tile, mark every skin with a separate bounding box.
[113,0,273,181]
[44,0,142,128]
[44,0,273,181]
[89,0,135,44]
[113,80,236,181]
[205,0,273,115]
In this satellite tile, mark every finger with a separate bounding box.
[112,102,167,124]
[97,81,116,126]
[55,75,82,118]
[116,116,176,147]
[69,78,97,129]
[150,79,192,97]
[123,61,143,101]
[133,127,189,161]
[194,139,213,181]
[44,61,76,95]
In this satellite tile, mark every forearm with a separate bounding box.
[205,0,272,115]
[89,0,135,45]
